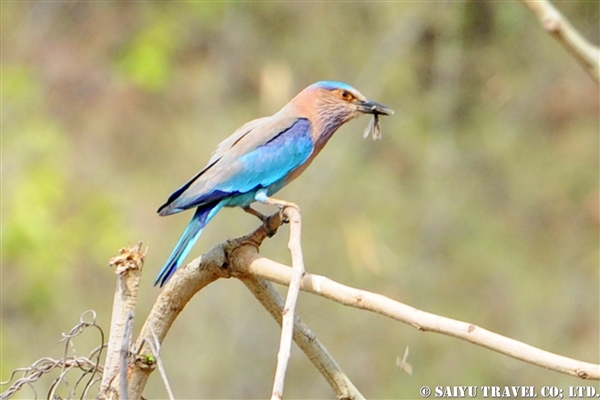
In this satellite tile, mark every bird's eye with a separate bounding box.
[338,90,354,101]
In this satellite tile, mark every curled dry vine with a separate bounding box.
[0,310,106,400]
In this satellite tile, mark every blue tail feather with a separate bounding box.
[155,202,223,287]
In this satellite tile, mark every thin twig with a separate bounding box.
[264,204,305,400]
[143,327,175,400]
[520,0,600,83]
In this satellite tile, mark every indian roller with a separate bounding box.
[155,81,393,287]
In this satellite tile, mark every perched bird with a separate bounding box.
[155,81,393,287]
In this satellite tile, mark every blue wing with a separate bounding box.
[158,117,314,215]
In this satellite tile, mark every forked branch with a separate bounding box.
[115,211,598,399]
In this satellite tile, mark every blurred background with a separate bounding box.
[2,2,598,399]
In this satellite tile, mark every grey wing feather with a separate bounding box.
[208,117,270,164]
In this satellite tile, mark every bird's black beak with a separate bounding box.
[357,99,394,116]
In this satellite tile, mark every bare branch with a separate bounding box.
[520,0,600,83]
[236,248,600,381]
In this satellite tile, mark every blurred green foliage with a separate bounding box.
[2,2,598,399]
[117,20,178,91]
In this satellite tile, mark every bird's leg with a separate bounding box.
[254,190,298,224]
[243,203,282,237]
[243,205,268,223]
